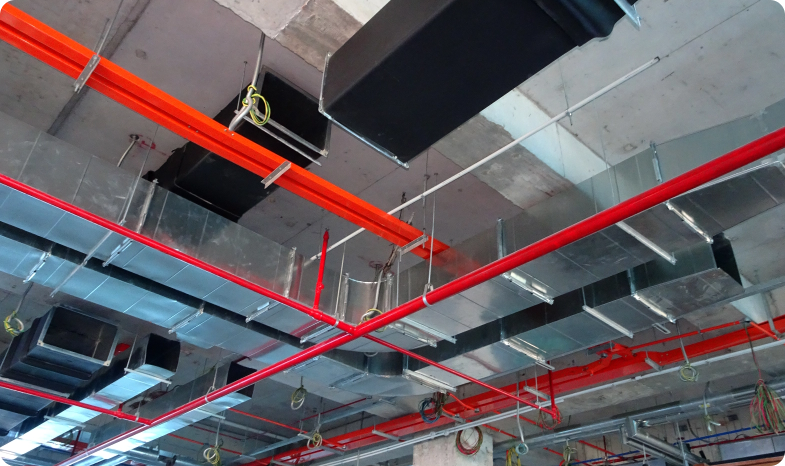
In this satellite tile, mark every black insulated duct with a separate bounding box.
[0,307,119,394]
[150,69,330,222]
[321,0,636,165]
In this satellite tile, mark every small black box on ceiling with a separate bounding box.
[320,0,635,166]
[151,70,330,222]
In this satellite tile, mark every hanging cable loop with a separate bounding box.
[677,323,699,383]
[291,378,307,410]
[455,427,483,456]
[360,308,387,333]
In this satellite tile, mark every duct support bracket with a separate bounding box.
[665,201,714,244]
[612,0,642,29]
[617,221,676,264]
[262,161,292,189]
[372,430,401,442]
[583,305,634,339]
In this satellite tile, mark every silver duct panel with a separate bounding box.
[0,334,179,459]
[82,363,254,466]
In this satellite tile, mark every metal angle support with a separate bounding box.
[402,369,456,393]
[396,317,456,344]
[632,292,676,323]
[262,161,292,189]
[300,321,340,344]
[168,304,204,334]
[616,221,676,265]
[501,338,555,371]
[74,54,101,93]
[24,251,50,283]
[582,305,634,339]
[398,234,429,257]
[245,302,272,323]
[612,0,641,29]
[665,201,714,244]
[372,430,401,442]
[523,386,549,401]
[507,272,554,304]
[102,237,133,267]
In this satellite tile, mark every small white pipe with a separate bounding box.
[312,57,660,260]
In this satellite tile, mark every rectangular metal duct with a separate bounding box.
[321,0,635,165]
[1,334,179,459]
[84,362,254,465]
[151,69,329,222]
[0,307,118,394]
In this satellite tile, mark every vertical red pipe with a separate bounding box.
[548,366,557,418]
[313,230,329,310]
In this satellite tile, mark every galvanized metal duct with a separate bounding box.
[0,334,179,459]
[0,307,119,435]
[82,362,255,466]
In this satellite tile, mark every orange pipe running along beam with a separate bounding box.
[0,4,447,260]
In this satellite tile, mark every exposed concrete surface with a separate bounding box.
[434,115,574,209]
[520,0,785,165]
[413,430,493,466]
[331,0,388,23]
[275,0,361,71]
[212,0,307,38]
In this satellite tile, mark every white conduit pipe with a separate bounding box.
[313,57,660,260]
[311,338,782,466]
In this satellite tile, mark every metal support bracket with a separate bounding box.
[398,234,428,257]
[665,201,714,244]
[319,445,346,455]
[372,430,401,442]
[396,317,457,344]
[123,367,173,386]
[617,221,677,264]
[402,369,456,393]
[74,54,101,93]
[612,0,641,29]
[523,386,549,400]
[168,304,204,334]
[102,237,133,267]
[262,161,292,189]
[245,302,272,323]
[650,141,663,183]
[583,305,634,339]
[24,251,50,283]
[300,320,339,344]
[507,272,554,304]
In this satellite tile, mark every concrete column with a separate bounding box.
[413,429,493,466]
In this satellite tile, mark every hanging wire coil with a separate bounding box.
[360,308,387,333]
[291,382,307,411]
[4,284,31,337]
[745,322,785,433]
[418,392,447,424]
[677,324,699,383]
[202,444,221,466]
[307,430,324,450]
[455,427,483,456]
[241,85,270,126]
[560,443,578,466]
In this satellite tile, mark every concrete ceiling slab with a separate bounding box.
[213,0,308,38]
[520,0,785,166]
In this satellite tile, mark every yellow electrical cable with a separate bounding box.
[291,383,307,410]
[203,445,221,466]
[679,363,699,383]
[3,310,23,337]
[242,85,270,126]
[307,431,323,450]
[506,448,522,466]
[360,308,387,333]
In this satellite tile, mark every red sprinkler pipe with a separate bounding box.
[49,108,785,466]
[0,380,153,425]
[313,230,329,310]
[749,320,780,341]
[365,335,554,415]
[0,172,354,336]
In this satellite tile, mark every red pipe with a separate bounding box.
[0,172,353,336]
[313,230,329,310]
[749,321,780,341]
[0,380,153,425]
[365,335,553,415]
[628,321,742,351]
[228,409,302,433]
[48,117,785,466]
[264,317,785,464]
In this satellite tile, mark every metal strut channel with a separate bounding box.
[0,5,447,261]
